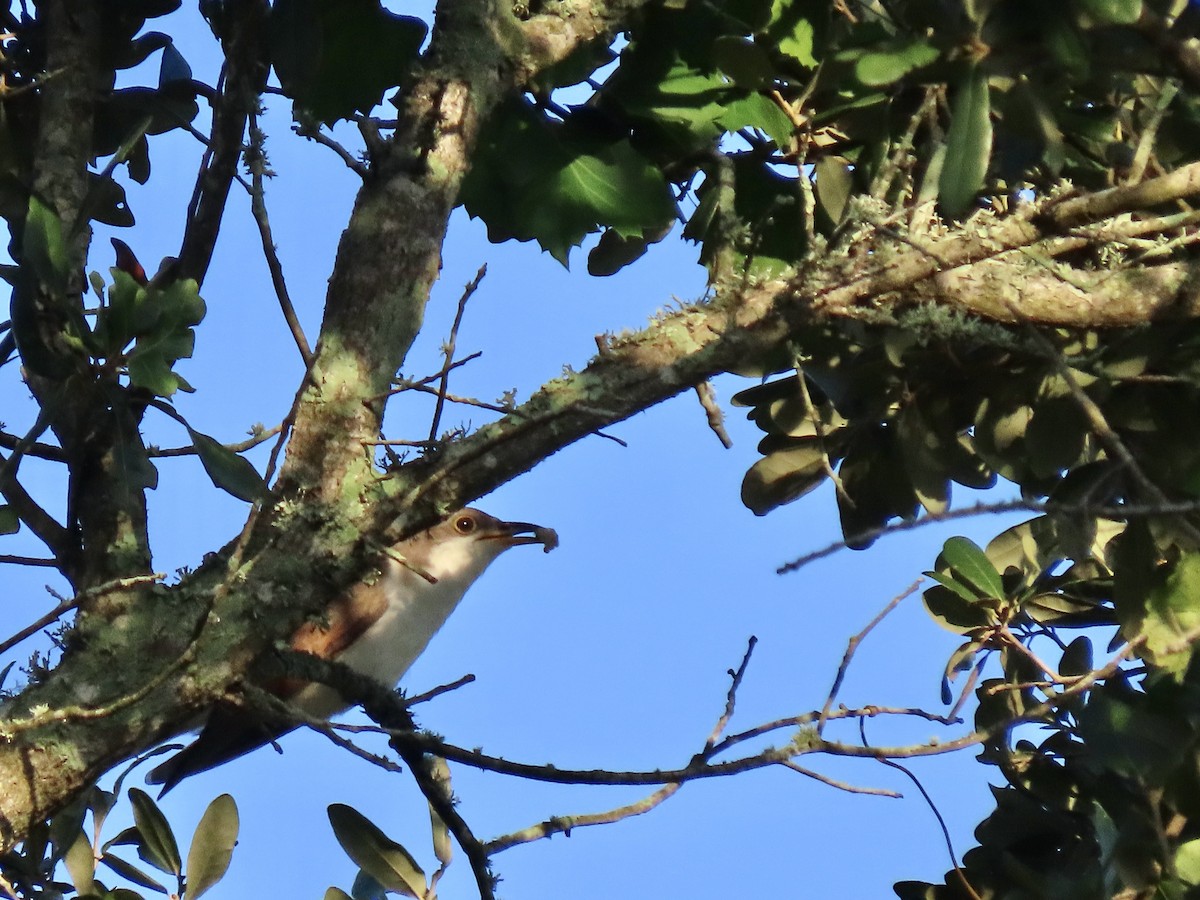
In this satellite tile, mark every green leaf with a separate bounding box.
[324,890,354,900]
[327,804,427,899]
[1059,636,1093,677]
[813,157,852,229]
[852,40,939,87]
[763,0,815,66]
[111,409,159,493]
[941,536,1006,599]
[924,582,996,633]
[270,0,427,124]
[187,429,268,503]
[716,92,795,147]
[128,788,181,876]
[1141,553,1200,680]
[183,794,238,900]
[587,229,650,276]
[124,277,206,397]
[0,505,17,535]
[427,757,452,867]
[23,195,69,293]
[352,870,389,900]
[1177,839,1200,885]
[64,830,96,896]
[712,36,774,89]
[741,441,830,515]
[939,63,992,217]
[100,851,169,893]
[1077,0,1143,25]
[462,100,674,264]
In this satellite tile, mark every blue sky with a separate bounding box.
[0,6,1038,897]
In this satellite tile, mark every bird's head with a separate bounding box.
[403,508,558,587]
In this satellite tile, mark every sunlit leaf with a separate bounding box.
[184,794,238,900]
[939,63,992,216]
[128,788,181,876]
[327,804,427,899]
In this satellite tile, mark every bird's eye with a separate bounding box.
[453,514,476,535]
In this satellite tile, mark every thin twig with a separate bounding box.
[818,581,920,734]
[487,637,760,854]
[148,423,284,458]
[776,497,1200,575]
[429,265,487,445]
[779,760,901,797]
[0,555,58,567]
[405,674,476,706]
[0,573,164,658]
[295,121,368,177]
[247,111,313,365]
[876,752,982,898]
[387,352,484,396]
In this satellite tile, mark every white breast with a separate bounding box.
[287,537,505,719]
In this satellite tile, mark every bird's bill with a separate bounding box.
[487,521,559,553]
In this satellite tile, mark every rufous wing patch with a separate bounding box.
[269,580,390,698]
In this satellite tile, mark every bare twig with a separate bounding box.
[177,0,269,286]
[429,266,487,445]
[488,637,760,853]
[405,674,476,706]
[387,352,484,396]
[818,581,920,734]
[0,573,164,658]
[148,423,284,459]
[0,556,58,567]
[873,754,982,900]
[247,111,313,366]
[779,760,900,797]
[776,497,1200,575]
[294,120,368,177]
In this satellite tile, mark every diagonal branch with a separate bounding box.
[177,0,270,286]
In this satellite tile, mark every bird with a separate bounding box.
[147,508,557,794]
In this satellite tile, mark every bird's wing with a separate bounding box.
[146,705,292,796]
[148,580,390,795]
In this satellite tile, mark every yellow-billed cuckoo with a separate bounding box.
[148,509,557,794]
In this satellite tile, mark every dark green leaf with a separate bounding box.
[942,536,1006,599]
[324,889,354,900]
[1077,0,1143,25]
[923,584,993,634]
[1141,553,1200,679]
[187,429,268,503]
[939,63,992,217]
[110,412,159,493]
[23,195,69,293]
[158,43,191,87]
[712,36,774,89]
[100,852,168,894]
[327,804,426,899]
[741,441,830,515]
[587,229,650,276]
[1059,636,1093,677]
[851,39,939,87]
[270,0,428,124]
[351,871,388,900]
[813,157,852,230]
[184,794,238,900]
[0,505,18,534]
[127,788,181,876]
